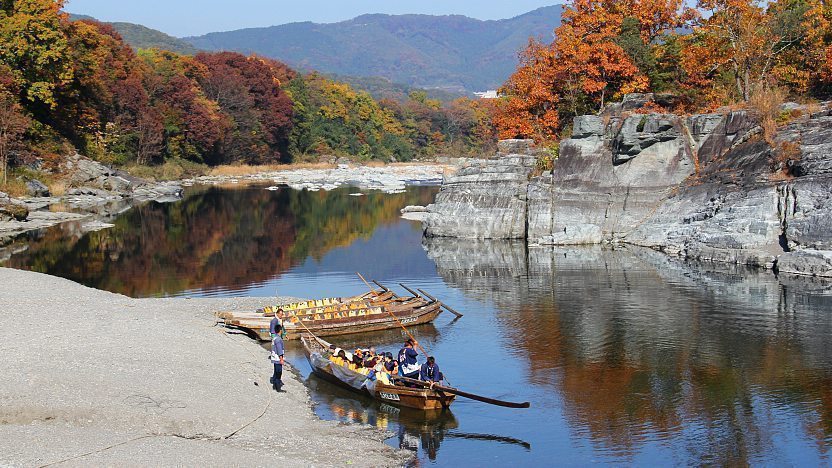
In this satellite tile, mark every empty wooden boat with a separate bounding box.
[216,288,442,340]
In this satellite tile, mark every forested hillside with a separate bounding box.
[184,6,564,93]
[0,1,498,195]
[67,14,200,55]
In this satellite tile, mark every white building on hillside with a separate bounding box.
[474,90,499,99]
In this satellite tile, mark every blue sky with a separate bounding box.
[64,1,561,37]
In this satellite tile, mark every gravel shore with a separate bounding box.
[0,268,409,467]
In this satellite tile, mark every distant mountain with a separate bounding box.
[184,6,563,93]
[326,74,468,102]
[68,14,199,56]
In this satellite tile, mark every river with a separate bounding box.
[3,184,831,466]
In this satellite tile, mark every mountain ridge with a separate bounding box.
[183,5,564,93]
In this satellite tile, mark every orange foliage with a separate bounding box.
[496,0,691,141]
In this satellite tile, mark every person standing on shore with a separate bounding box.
[270,323,285,391]
[270,308,286,340]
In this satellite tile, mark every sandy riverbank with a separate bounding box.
[0,268,409,467]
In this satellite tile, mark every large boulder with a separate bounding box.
[0,203,29,222]
[528,109,696,245]
[64,154,135,194]
[497,139,536,156]
[131,183,184,203]
[25,179,50,197]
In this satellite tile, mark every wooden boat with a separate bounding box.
[301,335,456,411]
[216,288,442,340]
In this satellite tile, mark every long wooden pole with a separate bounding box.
[417,288,464,318]
[392,375,530,409]
[398,283,421,298]
[356,272,376,292]
[373,280,400,298]
[386,307,432,358]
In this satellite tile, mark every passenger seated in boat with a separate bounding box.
[331,350,349,366]
[419,356,443,384]
[383,353,398,375]
[363,346,379,367]
[376,369,392,385]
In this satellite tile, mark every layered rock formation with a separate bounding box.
[424,94,832,278]
[423,140,538,238]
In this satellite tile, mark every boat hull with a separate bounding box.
[302,337,455,411]
[222,301,442,341]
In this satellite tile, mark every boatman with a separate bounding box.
[270,323,285,392]
[398,339,421,381]
[270,308,286,339]
[419,356,442,385]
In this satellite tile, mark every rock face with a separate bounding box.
[424,95,832,278]
[1,154,184,241]
[25,179,50,197]
[423,155,536,238]
[529,112,697,245]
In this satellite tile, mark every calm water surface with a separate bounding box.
[3,184,832,466]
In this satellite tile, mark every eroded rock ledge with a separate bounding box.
[0,154,183,241]
[423,94,832,278]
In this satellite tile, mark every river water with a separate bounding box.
[3,184,832,466]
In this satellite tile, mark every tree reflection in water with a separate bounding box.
[1,185,437,297]
[423,238,832,465]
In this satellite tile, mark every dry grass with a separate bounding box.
[1,168,69,198]
[48,179,67,196]
[804,102,823,116]
[748,85,787,145]
[123,159,208,181]
[0,175,27,197]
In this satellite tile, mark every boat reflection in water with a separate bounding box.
[294,324,531,461]
[306,373,531,461]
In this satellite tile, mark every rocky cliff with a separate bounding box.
[424,94,832,278]
[423,140,538,238]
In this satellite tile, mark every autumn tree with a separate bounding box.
[496,0,693,141]
[681,0,812,104]
[196,52,294,164]
[0,69,29,185]
[0,0,73,109]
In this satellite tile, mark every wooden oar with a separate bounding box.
[372,280,400,298]
[398,283,422,298]
[392,375,530,409]
[356,272,378,294]
[417,288,464,318]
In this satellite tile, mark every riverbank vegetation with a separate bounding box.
[496,0,832,142]
[0,0,497,192]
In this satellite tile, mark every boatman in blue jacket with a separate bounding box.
[398,339,421,380]
[270,323,285,392]
[419,356,443,385]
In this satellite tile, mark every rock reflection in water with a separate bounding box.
[423,238,832,464]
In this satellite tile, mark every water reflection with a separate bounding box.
[1,185,437,297]
[307,374,460,462]
[4,182,831,464]
[423,238,832,464]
